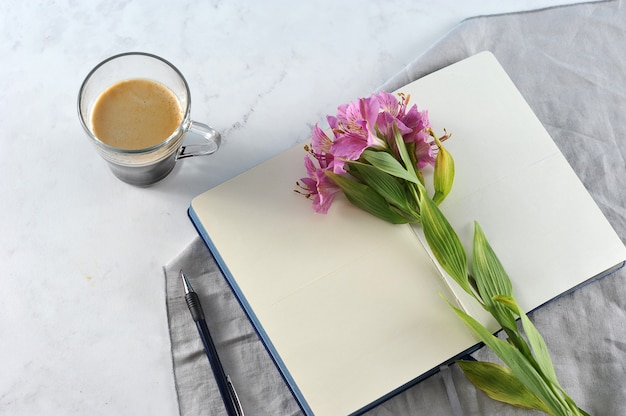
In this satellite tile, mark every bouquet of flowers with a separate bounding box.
[297,92,588,416]
[297,91,453,219]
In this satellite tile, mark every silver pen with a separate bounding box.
[180,270,245,416]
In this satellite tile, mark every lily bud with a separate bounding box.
[433,134,455,205]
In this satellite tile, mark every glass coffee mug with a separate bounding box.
[78,52,221,186]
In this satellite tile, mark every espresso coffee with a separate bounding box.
[91,78,183,150]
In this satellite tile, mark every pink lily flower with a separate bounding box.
[330,95,386,173]
[298,90,448,214]
[299,155,341,214]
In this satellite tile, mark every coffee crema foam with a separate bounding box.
[91,79,183,150]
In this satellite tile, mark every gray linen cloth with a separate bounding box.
[164,1,626,414]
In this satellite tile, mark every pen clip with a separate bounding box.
[226,375,245,416]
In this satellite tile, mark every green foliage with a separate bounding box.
[361,149,420,185]
[423,201,588,416]
[325,170,409,224]
[348,161,418,221]
[418,188,473,297]
[449,304,576,415]
[471,223,518,335]
[456,360,551,413]
[433,134,455,204]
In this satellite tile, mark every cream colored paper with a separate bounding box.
[190,52,626,415]
[404,52,626,330]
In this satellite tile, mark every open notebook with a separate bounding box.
[188,52,626,416]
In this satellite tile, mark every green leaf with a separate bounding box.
[449,303,568,415]
[418,186,473,296]
[457,360,551,413]
[472,222,513,300]
[348,161,415,217]
[360,150,420,184]
[433,136,455,205]
[404,141,426,186]
[494,295,561,388]
[325,171,409,224]
[392,124,419,180]
[471,222,518,333]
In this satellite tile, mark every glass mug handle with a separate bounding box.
[176,120,222,160]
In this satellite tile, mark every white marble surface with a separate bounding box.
[0,1,583,414]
